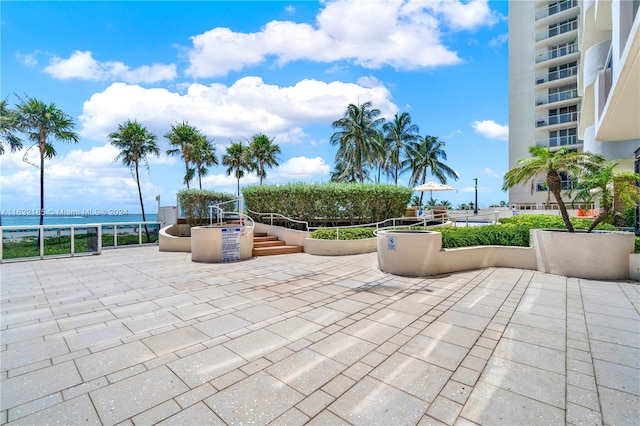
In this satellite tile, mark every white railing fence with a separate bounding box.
[1,221,161,263]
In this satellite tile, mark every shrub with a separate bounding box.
[437,225,530,248]
[636,237,640,254]
[310,227,376,240]
[243,183,412,226]
[498,214,618,231]
[177,189,236,226]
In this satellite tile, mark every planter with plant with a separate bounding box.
[502,146,640,280]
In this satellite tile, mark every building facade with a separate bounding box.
[508,0,639,208]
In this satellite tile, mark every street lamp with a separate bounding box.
[474,178,478,215]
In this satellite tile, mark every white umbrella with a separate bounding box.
[413,181,456,202]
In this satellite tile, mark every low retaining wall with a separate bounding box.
[304,237,377,256]
[159,225,191,252]
[377,230,536,277]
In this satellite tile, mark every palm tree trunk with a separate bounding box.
[39,149,45,226]
[135,163,150,242]
[551,189,574,232]
[185,163,190,189]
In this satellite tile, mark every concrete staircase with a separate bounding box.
[252,232,303,256]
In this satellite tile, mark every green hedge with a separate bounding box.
[177,189,236,226]
[310,227,377,240]
[498,214,618,231]
[438,225,530,248]
[243,183,412,226]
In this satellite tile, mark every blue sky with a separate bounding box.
[1,0,510,215]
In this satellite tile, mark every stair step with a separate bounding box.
[254,240,286,248]
[252,245,304,256]
[254,232,268,237]
[254,235,279,242]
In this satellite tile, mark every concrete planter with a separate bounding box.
[304,237,377,256]
[159,225,191,252]
[191,226,253,263]
[530,229,635,280]
[377,230,441,276]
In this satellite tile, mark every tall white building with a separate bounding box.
[508,0,639,208]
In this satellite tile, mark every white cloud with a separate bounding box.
[444,129,463,139]
[489,33,508,48]
[184,0,502,77]
[43,50,177,84]
[482,168,502,178]
[472,120,508,140]
[424,0,499,31]
[16,50,39,66]
[275,156,331,179]
[284,5,295,14]
[79,78,398,142]
[0,144,163,212]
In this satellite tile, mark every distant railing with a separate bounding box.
[0,221,160,263]
[536,134,580,148]
[535,0,578,20]
[535,88,579,106]
[535,42,578,63]
[536,111,579,128]
[536,19,578,42]
[535,65,578,84]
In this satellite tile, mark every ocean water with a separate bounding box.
[0,214,158,227]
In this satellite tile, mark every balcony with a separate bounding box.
[536,180,579,191]
[535,135,581,148]
[535,43,579,64]
[535,65,578,85]
[535,0,578,20]
[535,88,579,106]
[535,112,579,128]
[535,20,578,42]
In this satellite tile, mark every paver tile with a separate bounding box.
[142,326,208,356]
[267,349,345,395]
[328,376,426,425]
[7,395,99,426]
[204,371,304,424]
[400,334,469,371]
[2,247,639,425]
[370,352,451,402]
[165,344,245,387]
[0,361,82,410]
[90,366,188,425]
[460,381,564,425]
[75,340,155,381]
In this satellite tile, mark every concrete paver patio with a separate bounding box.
[1,246,638,425]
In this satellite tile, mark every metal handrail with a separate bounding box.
[308,214,453,240]
[247,209,310,232]
[208,200,255,236]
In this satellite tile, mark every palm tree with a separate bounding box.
[109,120,160,241]
[502,146,597,232]
[222,141,253,196]
[191,135,218,189]
[370,131,390,184]
[165,122,200,189]
[383,112,419,185]
[0,99,23,155]
[438,200,452,208]
[404,135,458,206]
[14,96,78,226]
[248,133,280,185]
[330,101,384,183]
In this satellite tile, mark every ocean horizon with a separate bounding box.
[0,213,158,227]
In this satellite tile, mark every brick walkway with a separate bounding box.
[1,247,638,425]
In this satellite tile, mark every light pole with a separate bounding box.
[473,178,478,215]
